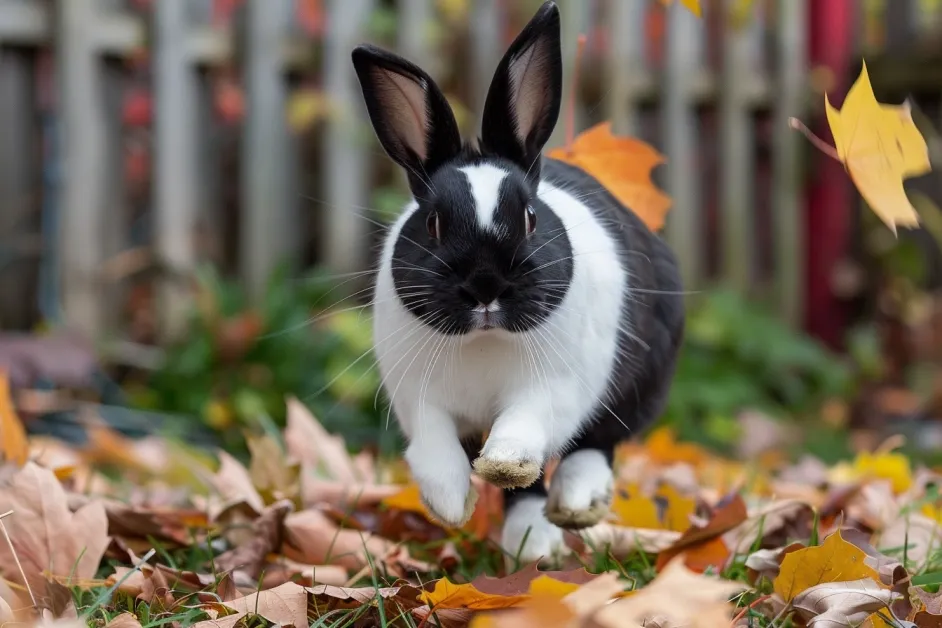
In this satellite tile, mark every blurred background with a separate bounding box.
[2,0,942,463]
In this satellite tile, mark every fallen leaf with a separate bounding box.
[853,451,913,493]
[592,557,744,628]
[877,514,942,571]
[774,529,884,602]
[105,612,144,627]
[209,450,266,517]
[192,581,309,628]
[655,493,748,571]
[214,499,293,578]
[792,579,900,628]
[611,482,696,532]
[0,371,29,466]
[547,122,671,232]
[745,542,805,583]
[282,509,392,571]
[0,462,109,595]
[284,397,359,483]
[723,499,815,553]
[579,523,682,557]
[422,565,601,610]
[823,61,932,234]
[247,435,300,505]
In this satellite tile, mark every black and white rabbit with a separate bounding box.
[352,0,685,563]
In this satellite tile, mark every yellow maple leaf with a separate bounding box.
[611,482,696,532]
[824,61,932,234]
[773,529,884,602]
[852,451,912,494]
[660,0,702,17]
[547,122,672,232]
[0,372,29,467]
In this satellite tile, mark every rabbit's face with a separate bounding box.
[390,156,573,335]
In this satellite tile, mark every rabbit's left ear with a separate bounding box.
[480,1,562,181]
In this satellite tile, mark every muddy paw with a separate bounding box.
[544,493,611,530]
[473,455,541,489]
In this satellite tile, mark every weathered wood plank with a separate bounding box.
[772,0,808,326]
[241,0,294,302]
[606,0,646,137]
[662,1,703,290]
[154,0,201,340]
[322,0,377,275]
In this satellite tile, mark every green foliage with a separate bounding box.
[134,264,392,456]
[663,290,853,451]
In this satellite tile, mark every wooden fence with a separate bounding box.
[1,0,941,346]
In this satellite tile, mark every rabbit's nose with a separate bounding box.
[459,273,509,305]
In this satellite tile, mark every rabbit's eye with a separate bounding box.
[525,206,537,235]
[427,211,441,240]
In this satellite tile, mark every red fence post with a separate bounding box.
[805,0,857,349]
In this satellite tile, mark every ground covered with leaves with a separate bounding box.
[3,379,942,628]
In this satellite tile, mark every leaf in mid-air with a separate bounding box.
[547,122,672,232]
[660,0,702,18]
[824,61,932,234]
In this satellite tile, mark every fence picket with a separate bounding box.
[772,0,808,326]
[662,1,703,290]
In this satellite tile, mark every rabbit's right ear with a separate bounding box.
[480,1,562,182]
[352,45,461,196]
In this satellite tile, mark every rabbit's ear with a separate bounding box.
[480,1,562,181]
[353,45,461,195]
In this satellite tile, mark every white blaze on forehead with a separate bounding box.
[459,164,508,230]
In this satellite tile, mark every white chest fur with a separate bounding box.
[372,172,627,454]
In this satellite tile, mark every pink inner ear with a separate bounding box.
[374,68,430,161]
[508,42,549,145]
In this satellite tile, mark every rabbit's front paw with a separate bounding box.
[545,449,613,529]
[420,481,478,528]
[473,439,542,489]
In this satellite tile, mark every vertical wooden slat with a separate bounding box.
[398,0,435,72]
[241,0,293,302]
[606,0,647,137]
[470,0,502,131]
[662,1,703,290]
[719,0,761,292]
[322,0,376,275]
[548,0,593,150]
[57,0,108,339]
[0,46,39,329]
[154,0,200,340]
[772,0,808,327]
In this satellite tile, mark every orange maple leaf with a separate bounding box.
[547,122,672,232]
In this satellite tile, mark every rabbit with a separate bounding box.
[352,0,685,564]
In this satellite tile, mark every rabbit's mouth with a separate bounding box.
[471,301,502,331]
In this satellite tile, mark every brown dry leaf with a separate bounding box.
[791,579,900,628]
[301,478,400,509]
[0,371,29,466]
[877,514,942,571]
[592,557,744,628]
[579,523,682,557]
[285,397,359,483]
[655,493,748,572]
[259,559,348,589]
[914,587,942,615]
[104,612,144,628]
[191,581,309,628]
[723,499,815,553]
[773,529,884,602]
[0,462,109,594]
[560,572,624,616]
[214,499,293,578]
[282,509,392,571]
[744,542,805,583]
[248,435,301,505]
[209,450,265,517]
[546,122,671,232]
